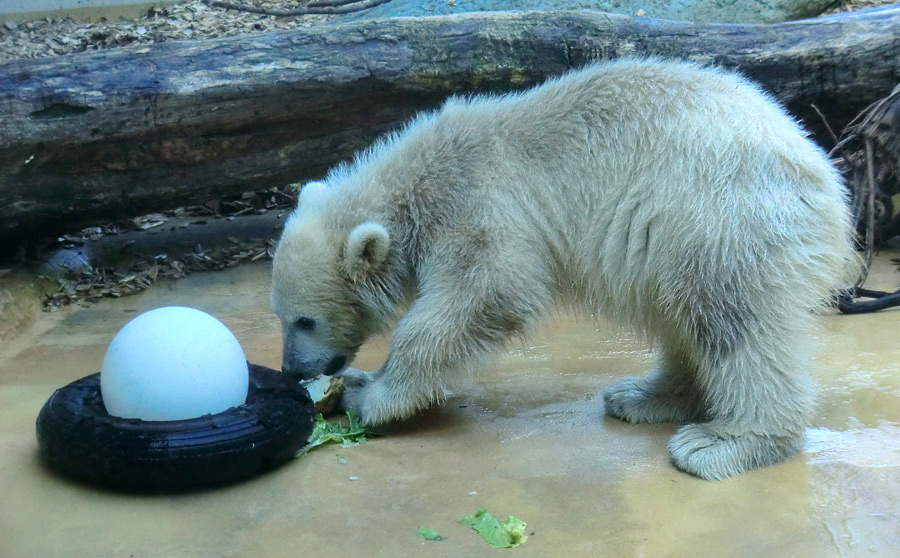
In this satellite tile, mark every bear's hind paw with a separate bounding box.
[668,423,803,480]
[603,376,699,424]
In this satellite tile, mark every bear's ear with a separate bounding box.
[343,222,390,281]
[297,181,330,213]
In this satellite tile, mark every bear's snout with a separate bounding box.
[281,353,315,380]
[282,352,348,380]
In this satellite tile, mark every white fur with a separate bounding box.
[296,180,330,214]
[343,222,391,282]
[272,59,855,479]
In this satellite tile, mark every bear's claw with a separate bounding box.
[338,368,378,424]
[339,368,421,426]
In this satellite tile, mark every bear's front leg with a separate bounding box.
[339,301,467,425]
[342,272,550,425]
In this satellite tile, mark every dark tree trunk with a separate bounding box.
[2,6,899,249]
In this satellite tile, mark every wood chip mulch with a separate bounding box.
[42,187,294,311]
[0,1,333,64]
[43,238,278,311]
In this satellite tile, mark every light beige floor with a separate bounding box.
[1,255,898,558]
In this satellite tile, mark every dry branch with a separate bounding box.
[2,6,900,251]
[833,84,900,272]
[203,0,393,16]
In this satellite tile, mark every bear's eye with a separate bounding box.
[295,317,316,332]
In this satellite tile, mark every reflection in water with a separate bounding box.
[805,422,900,468]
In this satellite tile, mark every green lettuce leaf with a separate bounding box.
[461,507,528,548]
[296,410,371,456]
[416,526,445,541]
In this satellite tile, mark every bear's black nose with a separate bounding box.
[324,355,348,376]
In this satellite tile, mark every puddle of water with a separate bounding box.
[805,422,900,468]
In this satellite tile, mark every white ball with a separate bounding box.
[100,306,249,421]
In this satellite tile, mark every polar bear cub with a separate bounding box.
[271,59,854,479]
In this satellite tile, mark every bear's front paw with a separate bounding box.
[339,368,378,423]
[339,369,413,426]
[340,368,377,392]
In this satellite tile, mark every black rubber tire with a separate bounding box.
[36,363,315,493]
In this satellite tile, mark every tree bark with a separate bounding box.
[1,6,899,248]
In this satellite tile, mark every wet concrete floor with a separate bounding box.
[1,254,898,557]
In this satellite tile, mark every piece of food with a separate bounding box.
[301,375,345,415]
[461,507,528,548]
[295,410,371,456]
[416,526,445,541]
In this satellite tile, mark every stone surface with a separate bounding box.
[0,271,48,341]
[1,256,898,557]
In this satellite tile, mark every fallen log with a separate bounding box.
[1,6,899,250]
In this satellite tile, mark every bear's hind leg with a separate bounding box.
[668,328,816,480]
[603,345,706,424]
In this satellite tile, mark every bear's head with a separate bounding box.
[271,181,392,380]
